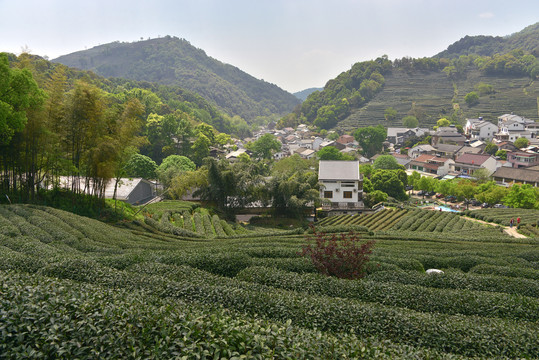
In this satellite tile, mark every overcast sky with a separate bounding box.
[1,0,538,92]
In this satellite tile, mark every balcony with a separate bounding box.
[322,201,364,211]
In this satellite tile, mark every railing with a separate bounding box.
[322,202,364,210]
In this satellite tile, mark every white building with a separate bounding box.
[465,118,498,141]
[318,160,363,214]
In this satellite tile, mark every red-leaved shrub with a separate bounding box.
[301,226,375,279]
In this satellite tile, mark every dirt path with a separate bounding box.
[461,216,528,239]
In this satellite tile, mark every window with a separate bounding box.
[324,191,333,199]
[343,191,353,199]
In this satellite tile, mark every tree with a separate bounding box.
[435,179,457,197]
[267,171,320,218]
[364,190,388,208]
[407,171,421,189]
[436,118,451,128]
[0,53,44,145]
[353,125,386,158]
[402,115,419,128]
[476,185,507,206]
[190,133,211,166]
[416,176,438,193]
[503,184,538,209]
[384,107,397,122]
[371,170,407,200]
[125,154,157,179]
[514,137,529,149]
[464,92,479,106]
[496,151,510,162]
[248,133,281,160]
[373,155,402,170]
[317,146,354,161]
[472,168,491,184]
[156,155,196,187]
[359,164,373,178]
[485,142,498,155]
[455,179,477,209]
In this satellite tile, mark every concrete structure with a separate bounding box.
[452,153,497,176]
[492,167,539,187]
[386,127,429,145]
[506,151,539,168]
[408,144,436,159]
[431,126,466,146]
[318,160,363,214]
[465,119,498,141]
[407,154,453,176]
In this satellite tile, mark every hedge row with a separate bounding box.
[235,266,539,321]
[1,270,469,360]
[368,269,539,298]
[35,258,539,358]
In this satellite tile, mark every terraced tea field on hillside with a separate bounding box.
[1,204,538,358]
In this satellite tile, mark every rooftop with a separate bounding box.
[319,160,360,181]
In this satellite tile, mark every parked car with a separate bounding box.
[444,195,456,202]
[436,193,444,199]
[417,190,426,196]
[493,203,507,208]
[405,185,413,191]
[471,199,482,206]
[426,191,436,197]
[481,203,490,208]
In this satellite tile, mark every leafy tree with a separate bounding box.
[364,190,388,208]
[484,142,498,155]
[436,118,451,128]
[407,171,421,189]
[359,164,373,178]
[503,184,538,209]
[384,107,397,122]
[156,155,196,187]
[435,179,457,197]
[455,180,477,209]
[194,123,216,145]
[267,171,320,218]
[373,155,402,170]
[248,134,281,160]
[272,154,312,176]
[472,168,491,184]
[190,133,211,166]
[495,149,507,160]
[402,115,419,128]
[215,133,232,147]
[514,137,529,149]
[464,92,479,106]
[0,53,44,145]
[317,146,354,161]
[353,125,386,158]
[125,154,157,179]
[371,170,407,200]
[416,176,438,193]
[476,185,507,206]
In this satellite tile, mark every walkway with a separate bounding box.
[461,216,527,239]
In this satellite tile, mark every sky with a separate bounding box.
[1,0,538,93]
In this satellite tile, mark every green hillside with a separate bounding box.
[53,36,300,121]
[339,67,539,131]
[279,22,539,131]
[435,22,539,59]
[2,204,539,358]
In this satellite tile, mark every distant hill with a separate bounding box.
[278,23,539,131]
[53,36,300,121]
[435,22,539,58]
[294,87,323,101]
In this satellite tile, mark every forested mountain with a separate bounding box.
[278,23,539,131]
[53,36,300,121]
[435,22,539,59]
[294,87,324,101]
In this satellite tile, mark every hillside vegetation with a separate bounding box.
[2,204,539,358]
[279,22,539,131]
[53,36,300,121]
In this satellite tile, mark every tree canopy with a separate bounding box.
[353,125,386,158]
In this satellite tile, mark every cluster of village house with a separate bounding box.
[96,113,539,207]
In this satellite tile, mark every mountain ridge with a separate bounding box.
[53,36,300,121]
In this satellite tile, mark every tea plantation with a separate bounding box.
[1,204,539,359]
